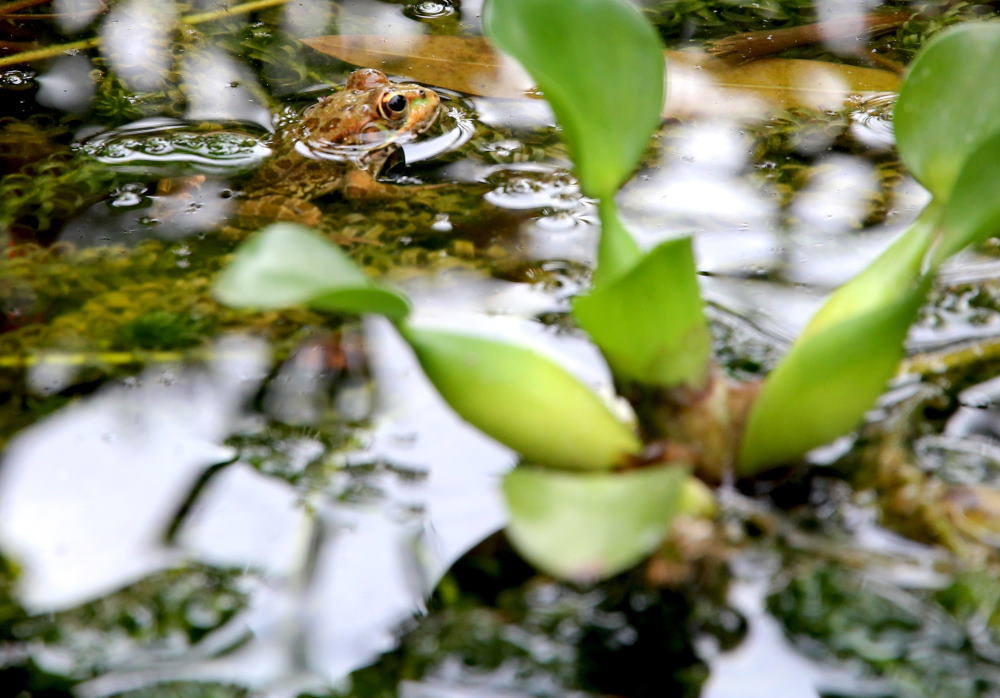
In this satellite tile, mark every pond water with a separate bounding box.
[4,1,1000,696]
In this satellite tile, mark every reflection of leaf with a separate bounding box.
[302,34,900,115]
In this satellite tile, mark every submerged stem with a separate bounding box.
[900,335,1000,376]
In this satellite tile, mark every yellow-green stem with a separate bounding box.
[0,349,262,368]
[0,0,291,68]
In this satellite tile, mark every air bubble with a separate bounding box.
[404,0,455,20]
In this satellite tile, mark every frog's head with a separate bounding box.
[303,68,441,155]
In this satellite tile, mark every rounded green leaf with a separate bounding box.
[739,279,929,473]
[484,0,664,198]
[503,465,690,582]
[400,325,641,470]
[213,223,410,319]
[573,236,710,388]
[895,22,1000,201]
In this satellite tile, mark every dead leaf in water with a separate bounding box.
[301,35,534,99]
[668,50,899,117]
[302,34,900,118]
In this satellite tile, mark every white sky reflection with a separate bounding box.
[100,0,175,92]
[0,336,270,611]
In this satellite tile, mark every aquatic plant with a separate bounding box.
[214,0,1000,581]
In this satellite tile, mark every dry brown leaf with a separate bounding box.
[301,35,534,99]
[302,34,900,118]
[668,50,900,117]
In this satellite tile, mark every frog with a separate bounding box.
[235,67,441,228]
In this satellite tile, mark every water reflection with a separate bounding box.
[790,154,877,235]
[281,0,336,39]
[0,317,517,692]
[36,55,95,112]
[815,0,876,57]
[180,47,271,127]
[81,118,272,174]
[621,120,779,276]
[100,0,175,92]
[0,336,269,611]
[54,0,105,34]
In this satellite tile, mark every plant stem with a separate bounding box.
[0,37,99,67]
[592,198,641,288]
[0,348,260,367]
[179,0,290,26]
[0,0,290,68]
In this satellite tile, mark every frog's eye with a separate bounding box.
[378,92,408,119]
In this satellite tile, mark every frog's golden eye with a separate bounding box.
[378,92,408,119]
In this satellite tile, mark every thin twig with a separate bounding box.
[179,0,290,25]
[0,0,290,68]
[707,11,913,62]
[0,0,49,17]
[4,11,103,19]
[0,39,38,50]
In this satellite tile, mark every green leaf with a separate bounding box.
[574,236,710,388]
[802,214,936,337]
[399,325,641,470]
[503,465,690,581]
[739,277,929,473]
[894,22,1000,201]
[932,130,1000,266]
[213,223,410,319]
[483,0,664,199]
[738,23,1000,473]
[593,198,643,287]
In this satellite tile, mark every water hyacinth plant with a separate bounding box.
[214,0,1000,581]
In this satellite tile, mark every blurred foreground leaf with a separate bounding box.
[400,325,641,470]
[213,224,410,319]
[894,22,1000,202]
[740,22,1000,473]
[485,0,663,198]
[503,465,689,582]
[932,128,1000,266]
[484,0,661,285]
[573,236,710,388]
[740,273,930,472]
